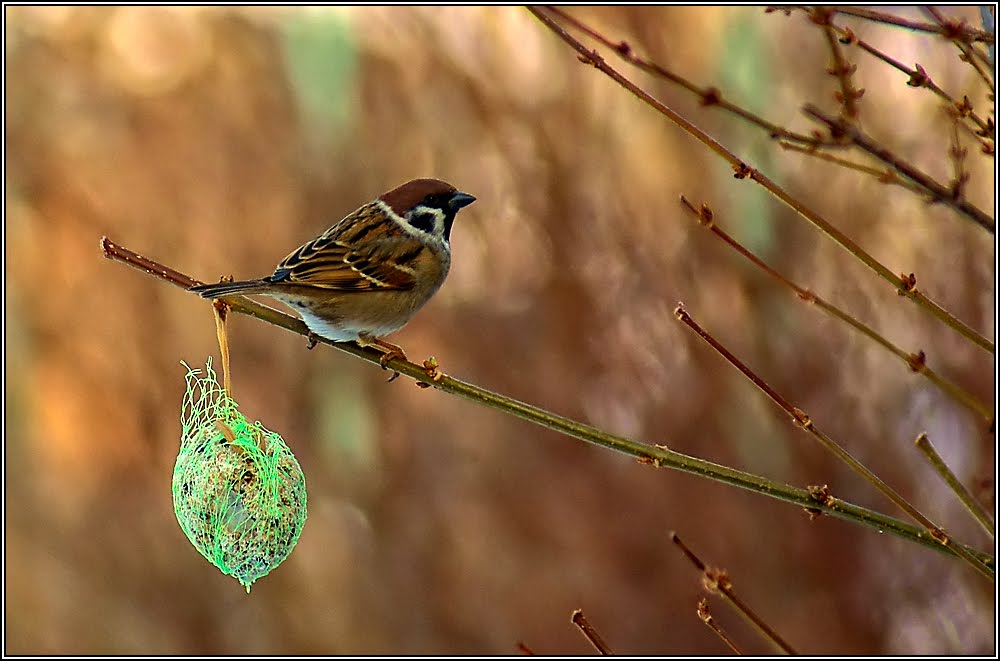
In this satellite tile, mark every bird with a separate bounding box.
[190,178,476,365]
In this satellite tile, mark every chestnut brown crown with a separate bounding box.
[380,178,476,244]
[380,179,458,216]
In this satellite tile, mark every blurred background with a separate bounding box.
[4,5,995,655]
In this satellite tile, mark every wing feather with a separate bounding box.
[270,234,421,291]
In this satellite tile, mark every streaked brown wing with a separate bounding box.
[270,234,420,291]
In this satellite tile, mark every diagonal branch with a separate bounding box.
[803,105,995,233]
[828,21,994,146]
[922,6,995,92]
[828,6,995,42]
[545,6,829,146]
[679,197,993,426]
[99,236,994,573]
[674,303,994,581]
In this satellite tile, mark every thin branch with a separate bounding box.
[969,42,995,71]
[529,7,744,168]
[953,109,996,157]
[804,104,995,236]
[814,8,864,123]
[827,6,995,42]
[99,236,996,572]
[777,141,929,196]
[672,533,796,655]
[697,599,744,655]
[922,6,995,92]
[545,6,829,146]
[948,113,971,201]
[527,6,994,356]
[915,433,995,538]
[679,197,994,427]
[674,304,994,582]
[829,22,994,147]
[570,610,612,655]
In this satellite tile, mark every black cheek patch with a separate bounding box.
[409,212,437,233]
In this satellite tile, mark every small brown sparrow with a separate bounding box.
[190,178,476,363]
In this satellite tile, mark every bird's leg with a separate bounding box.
[357,334,408,370]
[306,332,320,350]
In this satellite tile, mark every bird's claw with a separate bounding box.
[379,348,406,370]
[306,332,320,350]
[380,350,405,383]
[356,335,406,378]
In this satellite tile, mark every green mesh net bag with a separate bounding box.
[172,360,307,593]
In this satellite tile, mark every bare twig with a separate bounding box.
[804,104,995,236]
[697,599,743,654]
[777,141,928,196]
[528,7,995,356]
[672,533,796,654]
[828,6,994,42]
[571,610,612,655]
[679,197,993,427]
[813,7,864,123]
[948,112,972,201]
[545,6,829,146]
[922,6,995,92]
[826,20,994,148]
[674,304,994,581]
[915,433,995,537]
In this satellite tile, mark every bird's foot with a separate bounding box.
[357,335,407,378]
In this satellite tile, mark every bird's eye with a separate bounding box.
[409,211,437,233]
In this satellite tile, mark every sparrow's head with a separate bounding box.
[380,178,476,245]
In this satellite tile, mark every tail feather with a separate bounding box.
[189,279,272,298]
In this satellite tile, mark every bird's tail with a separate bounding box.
[189,279,273,298]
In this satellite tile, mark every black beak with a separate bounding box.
[449,192,476,211]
